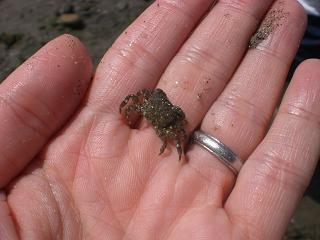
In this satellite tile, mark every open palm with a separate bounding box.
[1,1,320,239]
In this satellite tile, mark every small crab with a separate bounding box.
[119,88,187,160]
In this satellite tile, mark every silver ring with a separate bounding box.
[192,130,243,175]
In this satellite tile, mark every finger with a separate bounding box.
[189,0,306,181]
[87,0,216,113]
[0,192,19,240]
[155,0,274,130]
[226,59,320,239]
[0,34,93,187]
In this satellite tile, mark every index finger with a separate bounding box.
[86,0,216,113]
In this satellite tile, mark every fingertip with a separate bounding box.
[4,34,93,96]
[284,58,320,118]
[288,58,320,91]
[50,34,93,68]
[3,34,94,111]
[44,33,91,59]
[295,0,311,24]
[295,59,320,76]
[30,33,93,83]
[291,0,308,25]
[278,0,307,32]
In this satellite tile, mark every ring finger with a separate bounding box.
[189,0,307,188]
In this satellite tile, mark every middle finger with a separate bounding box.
[156,0,274,130]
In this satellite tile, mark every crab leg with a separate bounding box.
[176,138,184,161]
[119,94,139,113]
[159,140,167,155]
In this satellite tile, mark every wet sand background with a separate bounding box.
[0,0,319,239]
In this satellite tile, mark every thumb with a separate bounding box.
[0,34,93,187]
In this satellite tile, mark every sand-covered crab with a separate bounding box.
[119,89,187,160]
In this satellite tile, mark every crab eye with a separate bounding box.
[154,88,167,98]
[173,106,185,119]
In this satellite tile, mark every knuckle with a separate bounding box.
[178,45,229,86]
[281,104,320,128]
[0,94,51,139]
[218,0,262,22]
[217,91,270,129]
[255,150,309,191]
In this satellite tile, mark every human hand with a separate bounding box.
[1,0,319,239]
